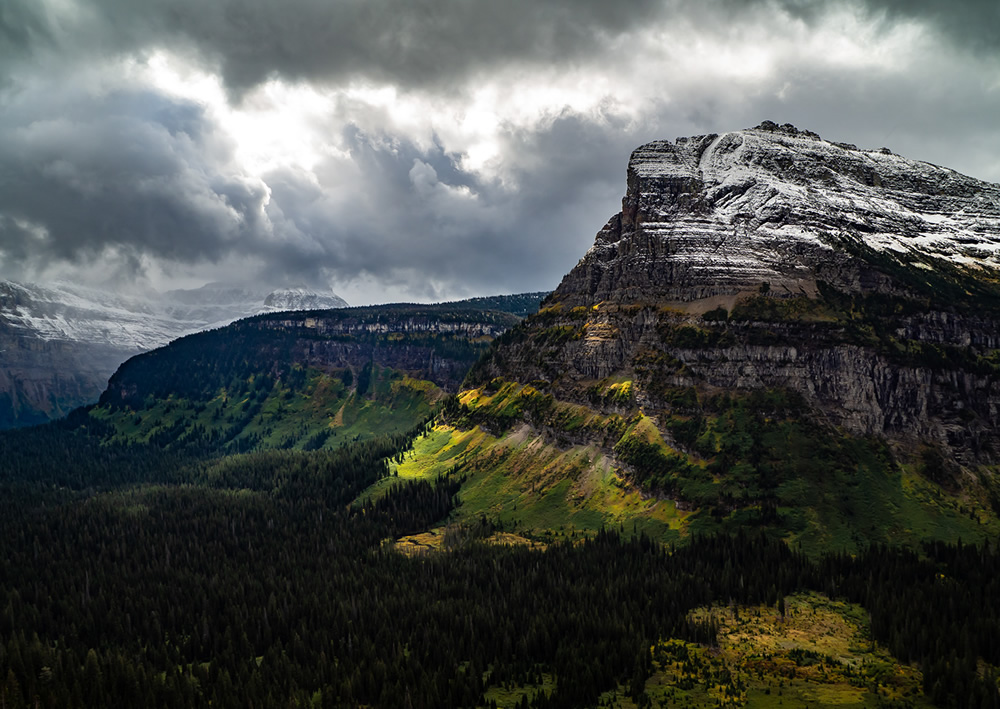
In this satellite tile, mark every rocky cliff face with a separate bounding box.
[100,305,523,411]
[470,123,1000,469]
[244,307,517,393]
[558,122,1000,307]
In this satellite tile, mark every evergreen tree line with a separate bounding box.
[0,427,998,707]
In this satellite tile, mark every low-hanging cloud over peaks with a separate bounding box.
[0,79,275,273]
[0,0,997,303]
[7,0,998,96]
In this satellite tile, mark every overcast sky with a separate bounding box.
[1,0,998,304]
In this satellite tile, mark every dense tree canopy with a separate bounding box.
[0,417,998,708]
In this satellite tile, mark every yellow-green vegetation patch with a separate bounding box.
[369,420,689,543]
[623,414,670,447]
[393,530,445,556]
[599,592,931,708]
[607,379,633,400]
[569,454,692,536]
[355,425,492,505]
[392,528,546,556]
[392,375,441,396]
[392,425,493,481]
[585,374,637,406]
[458,378,628,446]
[486,532,547,549]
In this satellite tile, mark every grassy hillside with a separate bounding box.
[91,363,441,453]
[364,417,997,557]
[82,301,538,454]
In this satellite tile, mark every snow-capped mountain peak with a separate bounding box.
[568,121,1000,305]
[261,287,349,312]
[0,280,349,427]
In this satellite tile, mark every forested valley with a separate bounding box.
[1,417,999,709]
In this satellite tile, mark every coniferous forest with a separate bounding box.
[1,416,999,709]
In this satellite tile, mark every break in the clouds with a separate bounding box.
[0,0,998,304]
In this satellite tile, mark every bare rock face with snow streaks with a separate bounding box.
[559,121,1000,306]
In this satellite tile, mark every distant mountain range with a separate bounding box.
[0,280,349,428]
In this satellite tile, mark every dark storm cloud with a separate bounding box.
[2,0,663,95]
[2,0,997,99]
[259,129,521,292]
[4,0,993,96]
[773,0,1000,54]
[0,86,271,278]
[0,2,52,58]
[251,115,635,297]
[1,0,997,300]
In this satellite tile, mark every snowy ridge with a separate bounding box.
[567,123,1000,304]
[261,287,349,313]
[0,281,350,350]
[636,124,1000,263]
[1,281,179,352]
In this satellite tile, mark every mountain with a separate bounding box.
[557,120,1000,305]
[78,300,542,454]
[0,280,349,428]
[260,286,349,312]
[401,122,1000,552]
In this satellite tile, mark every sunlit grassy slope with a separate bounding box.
[365,423,690,544]
[359,377,999,555]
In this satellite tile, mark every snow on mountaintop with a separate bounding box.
[0,281,176,351]
[557,122,1000,306]
[261,287,349,312]
[627,122,1000,268]
[0,280,350,350]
